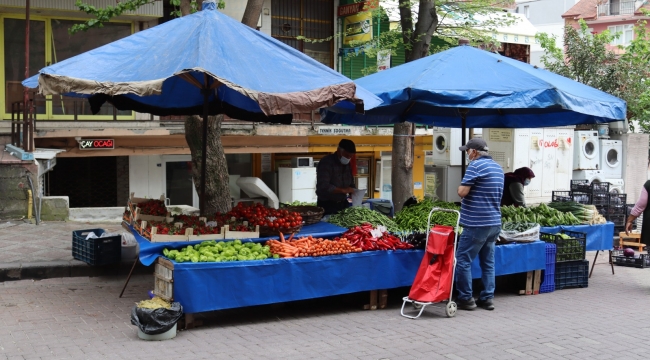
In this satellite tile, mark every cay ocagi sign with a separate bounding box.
[79,139,114,150]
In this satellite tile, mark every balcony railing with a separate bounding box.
[11,100,34,153]
[597,1,637,17]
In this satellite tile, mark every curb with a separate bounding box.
[0,260,153,282]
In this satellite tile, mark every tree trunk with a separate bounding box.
[241,0,265,29]
[185,115,231,216]
[391,122,414,212]
[392,0,439,212]
[180,0,191,16]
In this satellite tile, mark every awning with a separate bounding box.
[487,13,537,45]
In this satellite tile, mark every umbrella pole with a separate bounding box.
[200,86,209,217]
[460,110,467,178]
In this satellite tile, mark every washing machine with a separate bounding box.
[573,130,600,170]
[605,179,624,194]
[431,127,469,166]
[572,169,607,184]
[599,139,623,178]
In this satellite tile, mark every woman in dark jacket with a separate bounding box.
[501,167,535,207]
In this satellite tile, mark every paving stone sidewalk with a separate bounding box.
[0,256,649,360]
[0,220,140,281]
[0,220,124,263]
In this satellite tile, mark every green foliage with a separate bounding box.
[342,0,516,71]
[70,0,226,34]
[536,20,620,94]
[537,17,650,132]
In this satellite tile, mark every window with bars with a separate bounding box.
[271,0,334,68]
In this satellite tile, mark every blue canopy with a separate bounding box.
[22,0,381,124]
[321,44,626,127]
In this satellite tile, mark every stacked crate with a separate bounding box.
[540,230,588,290]
[556,180,630,232]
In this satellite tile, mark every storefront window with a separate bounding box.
[226,154,253,176]
[4,19,46,114]
[50,20,132,116]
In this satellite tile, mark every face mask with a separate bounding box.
[524,179,531,186]
[340,156,351,165]
[465,150,473,164]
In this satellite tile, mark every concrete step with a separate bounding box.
[0,260,153,282]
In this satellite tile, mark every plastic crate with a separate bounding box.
[570,180,609,194]
[609,193,627,206]
[608,214,626,227]
[612,250,650,268]
[595,205,609,217]
[591,192,610,206]
[540,230,586,262]
[555,260,589,290]
[552,191,573,203]
[540,243,556,293]
[570,180,591,192]
[571,191,592,205]
[591,182,610,193]
[72,229,121,266]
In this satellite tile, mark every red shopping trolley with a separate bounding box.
[401,207,460,319]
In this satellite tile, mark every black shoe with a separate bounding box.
[456,297,476,310]
[476,298,494,310]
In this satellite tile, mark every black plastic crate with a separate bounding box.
[595,205,609,217]
[570,180,609,194]
[555,260,589,289]
[552,191,573,203]
[540,230,587,262]
[607,203,627,215]
[570,180,591,192]
[571,191,592,205]
[72,229,121,266]
[612,250,650,268]
[608,214,626,227]
[609,193,627,206]
[591,182,610,193]
[591,192,610,206]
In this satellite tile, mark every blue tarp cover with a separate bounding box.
[321,45,626,127]
[471,241,546,279]
[22,1,381,120]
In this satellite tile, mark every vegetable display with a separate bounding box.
[394,198,460,233]
[163,240,274,263]
[547,201,607,225]
[501,203,582,226]
[403,232,427,249]
[341,224,414,251]
[281,201,317,207]
[266,234,361,258]
[220,202,303,232]
[137,199,168,216]
[501,222,539,233]
[329,207,400,233]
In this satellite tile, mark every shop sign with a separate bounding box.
[488,129,513,142]
[377,49,391,71]
[337,1,377,17]
[343,11,373,45]
[318,126,352,135]
[79,139,114,150]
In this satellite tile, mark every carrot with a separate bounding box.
[280,232,286,243]
[287,233,295,242]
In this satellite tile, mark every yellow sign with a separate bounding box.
[344,12,373,45]
[488,129,513,142]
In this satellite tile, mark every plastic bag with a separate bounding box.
[499,224,540,243]
[351,189,366,207]
[85,232,98,240]
[100,232,121,238]
[131,302,183,335]
[121,232,137,246]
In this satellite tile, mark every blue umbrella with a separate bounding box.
[23,0,381,214]
[321,43,626,128]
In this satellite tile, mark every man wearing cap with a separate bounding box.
[455,138,504,311]
[316,139,357,215]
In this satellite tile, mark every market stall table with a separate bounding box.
[126,222,549,315]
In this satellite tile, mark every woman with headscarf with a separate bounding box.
[501,167,535,207]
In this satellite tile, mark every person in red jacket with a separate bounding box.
[501,167,535,207]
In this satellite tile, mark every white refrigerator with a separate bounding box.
[278,167,317,204]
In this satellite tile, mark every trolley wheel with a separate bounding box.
[445,301,457,318]
[412,302,423,310]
